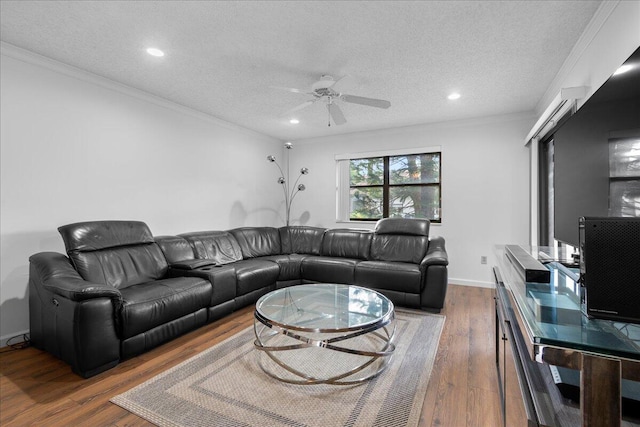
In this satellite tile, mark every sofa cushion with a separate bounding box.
[374,217,430,236]
[59,220,155,252]
[69,245,169,289]
[58,220,168,289]
[355,261,423,294]
[229,227,281,258]
[370,218,430,264]
[301,256,359,284]
[155,235,195,264]
[261,254,306,281]
[279,226,326,255]
[233,259,280,296]
[369,234,429,264]
[118,276,211,339]
[321,229,371,260]
[180,231,243,264]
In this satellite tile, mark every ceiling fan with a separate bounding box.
[273,75,391,126]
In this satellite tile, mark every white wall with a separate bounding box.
[289,113,534,287]
[0,50,283,345]
[536,1,640,117]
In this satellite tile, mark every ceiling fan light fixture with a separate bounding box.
[146,47,165,57]
[447,92,461,100]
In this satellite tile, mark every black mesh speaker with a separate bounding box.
[579,217,640,323]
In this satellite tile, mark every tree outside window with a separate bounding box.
[349,153,441,221]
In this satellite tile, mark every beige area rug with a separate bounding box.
[111,309,445,427]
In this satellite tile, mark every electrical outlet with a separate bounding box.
[480,255,487,265]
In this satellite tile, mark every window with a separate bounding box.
[336,149,441,222]
[608,133,640,217]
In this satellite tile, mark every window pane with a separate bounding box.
[350,187,383,219]
[389,186,440,220]
[389,153,440,184]
[609,179,640,216]
[350,157,384,186]
[609,137,640,178]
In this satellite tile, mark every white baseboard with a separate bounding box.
[1,330,30,348]
[449,278,495,289]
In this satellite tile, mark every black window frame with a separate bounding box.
[348,152,442,222]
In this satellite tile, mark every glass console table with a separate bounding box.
[494,245,640,427]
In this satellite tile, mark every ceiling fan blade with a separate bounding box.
[328,103,347,126]
[271,85,308,95]
[281,99,316,117]
[340,94,391,109]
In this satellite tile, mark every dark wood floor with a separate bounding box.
[0,284,502,426]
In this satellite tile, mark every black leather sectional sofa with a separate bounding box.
[28,218,448,378]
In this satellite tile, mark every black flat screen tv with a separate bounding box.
[553,46,640,247]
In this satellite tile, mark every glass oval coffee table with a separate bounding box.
[253,283,396,385]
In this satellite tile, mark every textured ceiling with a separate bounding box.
[0,1,602,141]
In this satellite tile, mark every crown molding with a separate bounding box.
[0,42,278,142]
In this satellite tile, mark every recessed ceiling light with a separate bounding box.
[447,92,461,100]
[614,64,632,75]
[289,118,300,124]
[146,47,165,57]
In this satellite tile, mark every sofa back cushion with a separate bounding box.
[155,235,195,263]
[229,227,281,259]
[321,229,372,259]
[279,226,326,255]
[370,218,430,264]
[179,231,243,264]
[58,220,167,289]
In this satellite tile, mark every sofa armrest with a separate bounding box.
[170,259,218,270]
[418,236,448,312]
[28,251,122,377]
[421,236,449,267]
[29,252,122,302]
